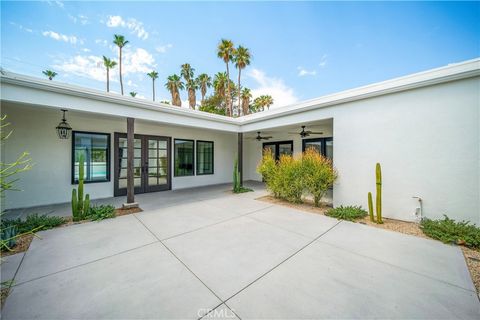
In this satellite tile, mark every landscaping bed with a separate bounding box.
[256,194,480,294]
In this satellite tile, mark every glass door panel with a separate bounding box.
[114,133,170,196]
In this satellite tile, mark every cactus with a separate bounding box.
[368,192,375,222]
[376,163,383,224]
[1,225,18,250]
[233,159,240,192]
[72,189,78,217]
[367,163,383,224]
[71,154,90,221]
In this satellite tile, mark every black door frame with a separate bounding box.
[114,133,172,196]
[302,137,333,157]
[262,140,293,160]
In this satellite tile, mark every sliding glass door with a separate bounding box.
[302,137,333,159]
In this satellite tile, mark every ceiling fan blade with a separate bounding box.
[287,132,299,134]
[263,136,273,139]
[308,131,324,134]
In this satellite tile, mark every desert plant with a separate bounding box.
[302,148,337,206]
[71,154,90,221]
[87,205,116,221]
[257,149,279,196]
[275,154,304,203]
[420,215,480,248]
[326,205,368,221]
[367,163,383,224]
[2,214,66,234]
[368,192,374,222]
[233,158,240,192]
[1,225,17,249]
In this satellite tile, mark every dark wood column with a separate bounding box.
[238,132,243,187]
[126,117,135,204]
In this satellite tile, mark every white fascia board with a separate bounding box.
[0,73,240,132]
[238,58,480,130]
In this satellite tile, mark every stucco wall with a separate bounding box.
[2,104,237,209]
[244,77,480,224]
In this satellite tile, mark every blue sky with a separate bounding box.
[2,1,479,108]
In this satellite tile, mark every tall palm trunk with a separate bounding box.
[119,48,124,95]
[152,79,155,101]
[201,86,206,106]
[188,88,196,109]
[106,68,110,92]
[225,63,231,116]
[237,69,242,116]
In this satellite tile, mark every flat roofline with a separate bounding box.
[2,57,479,127]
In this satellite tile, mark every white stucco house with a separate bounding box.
[1,58,479,224]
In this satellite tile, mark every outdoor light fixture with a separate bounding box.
[56,109,72,139]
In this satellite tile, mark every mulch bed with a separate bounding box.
[1,287,10,308]
[257,194,480,295]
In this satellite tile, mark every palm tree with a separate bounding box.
[165,74,184,107]
[42,70,57,80]
[213,72,228,100]
[180,63,195,82]
[113,34,129,95]
[217,39,235,116]
[254,95,274,111]
[130,91,137,97]
[196,73,212,106]
[147,71,159,101]
[240,88,252,116]
[233,46,251,116]
[102,56,117,92]
[185,79,198,109]
[181,64,196,109]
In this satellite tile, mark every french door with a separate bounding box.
[262,141,293,160]
[114,133,171,196]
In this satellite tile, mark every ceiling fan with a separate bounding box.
[288,126,323,138]
[246,132,273,141]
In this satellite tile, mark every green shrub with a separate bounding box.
[420,215,480,249]
[2,214,66,234]
[302,148,338,206]
[86,205,116,221]
[326,205,368,221]
[257,148,337,205]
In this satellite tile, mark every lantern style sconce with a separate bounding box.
[56,109,72,139]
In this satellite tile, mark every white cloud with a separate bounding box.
[9,22,33,33]
[81,48,91,53]
[155,44,173,53]
[42,30,82,45]
[319,54,328,68]
[297,67,316,77]
[69,14,89,25]
[122,48,156,74]
[53,48,156,83]
[248,68,298,109]
[45,1,64,8]
[106,15,148,40]
[53,55,105,81]
[95,39,108,46]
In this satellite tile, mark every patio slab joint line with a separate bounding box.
[318,240,478,294]
[160,204,276,242]
[132,214,225,303]
[9,241,159,288]
[223,220,343,304]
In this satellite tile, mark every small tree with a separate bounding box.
[302,148,338,206]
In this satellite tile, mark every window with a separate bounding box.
[263,141,293,160]
[72,131,110,184]
[197,141,214,175]
[174,139,194,176]
[302,137,333,159]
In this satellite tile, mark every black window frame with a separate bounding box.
[71,130,111,184]
[174,138,195,177]
[302,137,333,158]
[262,140,294,160]
[196,140,214,175]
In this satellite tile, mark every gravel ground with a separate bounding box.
[257,195,480,295]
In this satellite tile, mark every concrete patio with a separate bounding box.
[1,184,479,319]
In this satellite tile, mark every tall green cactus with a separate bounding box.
[71,154,90,221]
[376,163,383,224]
[233,158,240,192]
[368,192,374,222]
[367,163,383,224]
